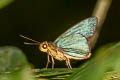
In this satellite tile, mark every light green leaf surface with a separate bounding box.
[33,68,76,80]
[0,0,14,9]
[0,46,36,80]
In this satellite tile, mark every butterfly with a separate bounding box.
[20,17,98,69]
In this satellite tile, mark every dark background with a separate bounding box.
[0,0,120,68]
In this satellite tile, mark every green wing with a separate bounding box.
[55,17,97,43]
[56,31,89,57]
[54,17,97,57]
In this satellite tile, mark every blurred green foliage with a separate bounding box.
[33,68,76,80]
[0,46,27,73]
[0,46,36,80]
[0,0,13,9]
[66,42,120,80]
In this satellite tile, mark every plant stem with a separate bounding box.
[90,0,112,48]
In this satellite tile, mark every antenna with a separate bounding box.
[19,35,40,43]
[24,42,40,45]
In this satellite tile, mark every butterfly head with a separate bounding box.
[19,35,50,53]
[39,41,49,53]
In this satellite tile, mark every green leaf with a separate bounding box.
[66,42,120,80]
[0,46,36,80]
[0,0,14,9]
[33,68,76,80]
[0,46,28,73]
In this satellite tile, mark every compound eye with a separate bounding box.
[42,44,47,49]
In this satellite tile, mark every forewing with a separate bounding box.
[55,17,97,43]
[56,31,89,57]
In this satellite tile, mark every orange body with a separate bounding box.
[39,41,91,69]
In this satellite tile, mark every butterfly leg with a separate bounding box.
[51,56,55,70]
[66,58,72,69]
[46,55,50,69]
[67,58,72,69]
[65,60,69,69]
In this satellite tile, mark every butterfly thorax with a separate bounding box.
[39,41,66,61]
